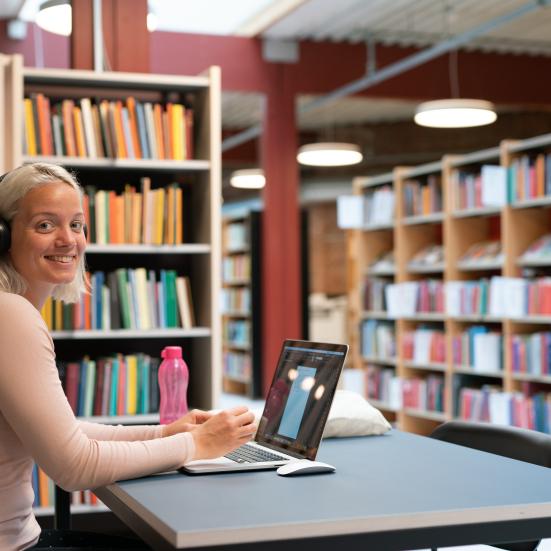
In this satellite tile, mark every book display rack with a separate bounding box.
[221,211,262,398]
[1,54,221,515]
[347,132,551,436]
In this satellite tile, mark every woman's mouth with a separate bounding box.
[44,255,76,264]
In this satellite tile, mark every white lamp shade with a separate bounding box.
[230,169,265,189]
[414,99,497,128]
[36,0,72,36]
[297,142,363,167]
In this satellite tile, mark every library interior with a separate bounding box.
[2,1,551,550]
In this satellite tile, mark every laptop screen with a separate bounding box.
[255,340,348,460]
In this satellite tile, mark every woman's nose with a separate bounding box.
[54,225,77,246]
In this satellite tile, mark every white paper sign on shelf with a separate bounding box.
[337,195,365,229]
[481,165,507,207]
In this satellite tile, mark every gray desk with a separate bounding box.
[94,430,551,550]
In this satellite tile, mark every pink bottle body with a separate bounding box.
[158,346,189,425]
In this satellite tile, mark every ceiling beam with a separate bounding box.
[235,0,308,37]
[222,0,551,151]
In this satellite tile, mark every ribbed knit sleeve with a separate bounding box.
[0,292,195,492]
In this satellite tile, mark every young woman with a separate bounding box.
[0,163,255,550]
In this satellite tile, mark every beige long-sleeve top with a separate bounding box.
[0,291,195,551]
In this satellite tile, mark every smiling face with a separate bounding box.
[9,182,86,308]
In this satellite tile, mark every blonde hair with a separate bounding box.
[0,162,87,303]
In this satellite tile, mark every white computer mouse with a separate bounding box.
[276,459,336,476]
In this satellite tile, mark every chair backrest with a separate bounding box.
[430,421,551,551]
[430,421,551,468]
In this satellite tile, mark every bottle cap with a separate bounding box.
[162,346,183,359]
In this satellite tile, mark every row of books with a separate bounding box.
[363,366,402,409]
[223,351,252,382]
[452,327,503,373]
[362,277,390,312]
[402,329,446,365]
[458,240,503,267]
[83,180,184,245]
[40,269,195,331]
[222,255,251,282]
[23,94,194,160]
[520,233,551,263]
[510,332,551,376]
[367,250,395,275]
[403,175,443,217]
[452,165,507,210]
[361,320,396,360]
[458,386,551,433]
[223,320,251,347]
[508,153,551,203]
[224,222,248,251]
[385,280,445,317]
[59,354,160,417]
[31,465,101,508]
[402,376,445,413]
[221,288,251,314]
[408,244,444,271]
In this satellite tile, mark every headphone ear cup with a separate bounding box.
[0,218,11,255]
[83,224,88,240]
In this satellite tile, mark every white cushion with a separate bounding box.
[251,390,391,439]
[322,390,391,438]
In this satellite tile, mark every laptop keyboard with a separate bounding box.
[225,443,287,464]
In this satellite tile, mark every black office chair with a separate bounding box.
[430,421,551,551]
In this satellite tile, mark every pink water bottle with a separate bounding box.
[158,346,189,424]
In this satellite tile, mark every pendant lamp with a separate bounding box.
[230,169,265,189]
[297,142,363,167]
[414,99,497,128]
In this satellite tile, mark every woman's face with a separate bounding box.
[10,182,85,302]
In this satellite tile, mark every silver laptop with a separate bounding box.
[181,339,348,474]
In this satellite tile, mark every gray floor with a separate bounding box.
[218,393,551,551]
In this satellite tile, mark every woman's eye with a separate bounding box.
[37,221,54,231]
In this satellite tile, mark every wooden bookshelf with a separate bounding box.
[2,54,222,516]
[221,210,262,398]
[345,132,551,436]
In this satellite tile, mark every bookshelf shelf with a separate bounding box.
[512,196,551,209]
[403,361,447,372]
[457,260,503,272]
[407,263,445,274]
[517,257,551,267]
[361,310,390,320]
[363,223,394,232]
[452,366,504,378]
[509,316,551,325]
[223,278,250,287]
[34,504,110,517]
[222,311,251,318]
[223,342,251,351]
[362,356,397,366]
[451,315,503,323]
[77,413,160,424]
[226,246,250,255]
[22,155,211,171]
[402,313,446,322]
[452,206,502,219]
[86,244,211,254]
[367,267,396,277]
[403,408,447,422]
[511,373,551,384]
[402,212,444,226]
[50,328,212,340]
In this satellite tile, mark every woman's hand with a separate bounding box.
[161,409,213,438]
[191,406,256,460]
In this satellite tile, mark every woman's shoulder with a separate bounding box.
[0,291,42,323]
